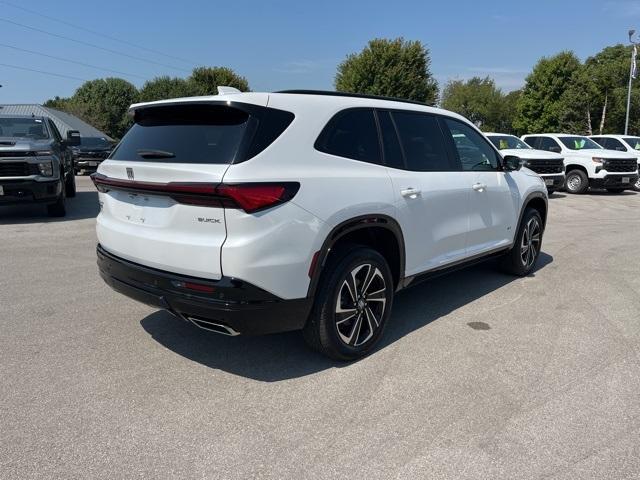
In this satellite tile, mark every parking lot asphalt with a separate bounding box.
[1,177,640,479]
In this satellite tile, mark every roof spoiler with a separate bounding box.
[217,86,242,95]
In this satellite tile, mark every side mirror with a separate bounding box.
[502,155,522,171]
[66,130,81,146]
[549,145,561,153]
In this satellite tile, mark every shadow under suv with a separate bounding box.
[93,88,548,360]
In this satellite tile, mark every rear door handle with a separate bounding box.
[472,183,487,192]
[401,187,421,198]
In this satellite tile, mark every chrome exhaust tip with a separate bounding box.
[186,316,240,336]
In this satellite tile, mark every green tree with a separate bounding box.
[440,76,504,131]
[335,38,438,105]
[138,76,194,103]
[187,66,250,95]
[70,78,138,139]
[500,89,521,134]
[43,95,71,111]
[514,51,581,133]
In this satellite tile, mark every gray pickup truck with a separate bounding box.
[0,114,80,217]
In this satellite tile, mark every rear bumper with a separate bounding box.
[0,178,61,205]
[97,244,311,335]
[590,174,639,190]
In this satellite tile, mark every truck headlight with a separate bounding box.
[38,161,53,176]
[592,157,605,164]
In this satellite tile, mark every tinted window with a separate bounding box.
[315,109,381,164]
[538,137,562,152]
[558,136,602,150]
[444,118,498,171]
[623,137,640,150]
[392,111,451,171]
[48,120,62,143]
[603,138,626,151]
[81,137,112,148]
[523,136,540,149]
[377,111,404,169]
[112,105,250,164]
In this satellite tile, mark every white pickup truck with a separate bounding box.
[590,135,640,191]
[486,133,565,194]
[522,133,639,194]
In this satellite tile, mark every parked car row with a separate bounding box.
[0,113,114,216]
[486,132,640,194]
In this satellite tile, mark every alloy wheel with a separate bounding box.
[335,263,387,347]
[520,217,541,270]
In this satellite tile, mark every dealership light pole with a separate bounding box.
[625,30,639,135]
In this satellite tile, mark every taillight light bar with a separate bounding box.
[90,173,299,213]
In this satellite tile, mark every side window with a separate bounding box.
[538,137,561,152]
[443,118,499,171]
[523,136,539,149]
[377,110,404,169]
[391,111,452,171]
[605,138,626,151]
[48,120,62,143]
[315,108,381,164]
[592,137,607,148]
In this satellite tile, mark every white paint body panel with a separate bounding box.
[96,91,546,300]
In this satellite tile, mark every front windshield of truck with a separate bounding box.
[488,135,531,150]
[559,136,602,150]
[623,137,640,150]
[81,137,112,148]
[0,117,49,139]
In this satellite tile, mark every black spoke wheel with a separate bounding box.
[501,207,543,276]
[303,246,393,361]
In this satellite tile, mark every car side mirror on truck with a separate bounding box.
[66,130,81,146]
[502,155,522,171]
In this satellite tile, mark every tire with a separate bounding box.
[303,246,394,361]
[65,171,77,198]
[565,169,589,194]
[634,176,640,192]
[546,188,556,195]
[501,208,543,276]
[47,180,66,217]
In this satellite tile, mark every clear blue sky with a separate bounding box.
[0,0,638,103]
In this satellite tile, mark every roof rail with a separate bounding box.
[275,89,433,107]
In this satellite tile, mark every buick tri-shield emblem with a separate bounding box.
[126,168,134,180]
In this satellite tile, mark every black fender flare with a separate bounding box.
[306,214,406,298]
[518,191,548,232]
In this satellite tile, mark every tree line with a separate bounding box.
[44,38,640,139]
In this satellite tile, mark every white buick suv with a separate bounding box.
[93,88,548,360]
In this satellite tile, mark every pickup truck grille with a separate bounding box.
[525,159,564,174]
[0,151,35,158]
[0,162,39,177]
[604,159,638,173]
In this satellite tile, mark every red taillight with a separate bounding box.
[91,174,299,213]
[216,184,296,213]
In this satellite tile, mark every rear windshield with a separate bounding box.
[558,136,601,150]
[110,105,250,164]
[0,117,49,139]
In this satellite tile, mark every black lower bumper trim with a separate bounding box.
[0,178,61,205]
[542,175,565,189]
[97,245,311,335]
[590,174,639,189]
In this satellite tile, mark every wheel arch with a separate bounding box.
[519,191,548,230]
[307,214,406,298]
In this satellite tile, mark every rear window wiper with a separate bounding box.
[136,149,176,159]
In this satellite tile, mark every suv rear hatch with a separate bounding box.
[94,98,294,280]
